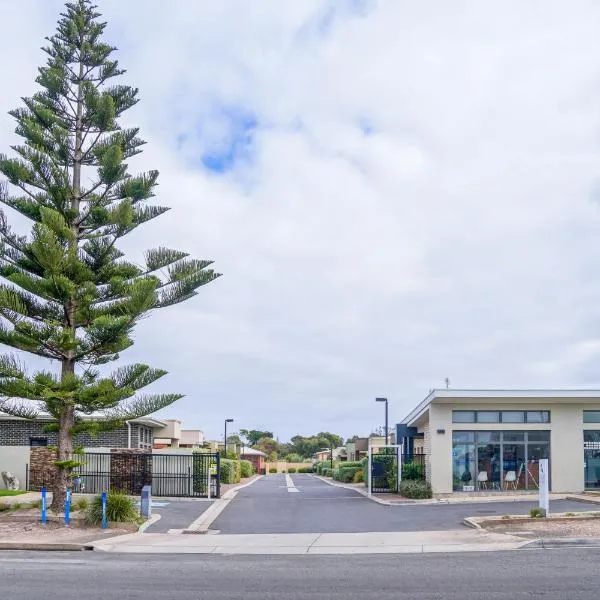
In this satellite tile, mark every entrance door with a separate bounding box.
[584,431,600,489]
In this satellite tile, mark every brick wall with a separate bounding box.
[28,446,58,490]
[109,449,152,494]
[0,420,152,449]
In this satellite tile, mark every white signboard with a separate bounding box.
[539,458,549,516]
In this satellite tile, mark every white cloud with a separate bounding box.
[2,1,600,440]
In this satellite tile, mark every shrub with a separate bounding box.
[529,507,546,518]
[337,466,361,483]
[73,497,89,512]
[361,458,368,487]
[298,467,312,473]
[288,467,297,474]
[240,460,254,478]
[86,491,139,525]
[220,459,241,484]
[269,467,278,474]
[402,462,425,481]
[353,470,364,483]
[399,480,432,499]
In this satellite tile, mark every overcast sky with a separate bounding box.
[1,1,600,442]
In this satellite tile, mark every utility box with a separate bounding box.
[140,485,152,518]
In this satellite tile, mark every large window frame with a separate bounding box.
[452,430,550,492]
[452,410,550,424]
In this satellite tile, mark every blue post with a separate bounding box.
[101,491,108,529]
[64,488,71,526]
[41,487,47,525]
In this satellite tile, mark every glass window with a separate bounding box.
[476,431,501,444]
[502,411,525,423]
[526,411,550,423]
[453,411,476,423]
[503,444,526,490]
[527,431,550,442]
[452,431,475,443]
[502,431,525,442]
[477,442,501,490]
[453,442,475,491]
[584,411,600,423]
[477,411,500,423]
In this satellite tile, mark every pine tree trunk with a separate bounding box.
[50,50,84,512]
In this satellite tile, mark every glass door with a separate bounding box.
[584,431,600,489]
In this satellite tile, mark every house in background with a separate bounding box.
[0,412,166,489]
[240,446,267,474]
[153,420,205,449]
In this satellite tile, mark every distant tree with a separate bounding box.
[240,429,273,446]
[316,432,343,448]
[254,436,279,458]
[226,434,242,446]
[284,453,303,463]
[0,0,219,510]
[346,435,360,443]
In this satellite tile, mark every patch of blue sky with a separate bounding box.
[194,106,258,175]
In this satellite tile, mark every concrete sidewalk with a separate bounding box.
[92,529,529,555]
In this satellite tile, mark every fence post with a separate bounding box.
[207,455,211,500]
[41,487,47,525]
[216,452,221,499]
[367,446,372,497]
[64,488,71,526]
[101,491,108,529]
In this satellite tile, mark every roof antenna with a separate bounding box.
[445,377,450,389]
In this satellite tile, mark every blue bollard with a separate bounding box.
[64,488,71,526]
[101,491,108,529]
[41,487,47,525]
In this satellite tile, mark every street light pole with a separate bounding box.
[376,397,389,445]
[224,418,234,455]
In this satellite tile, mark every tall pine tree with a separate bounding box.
[0,1,220,508]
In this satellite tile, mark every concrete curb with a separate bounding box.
[183,476,263,534]
[521,537,600,549]
[0,542,93,551]
[138,513,161,533]
[566,495,600,505]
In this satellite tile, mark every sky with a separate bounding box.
[1,1,600,442]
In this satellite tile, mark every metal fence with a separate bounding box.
[370,450,427,494]
[27,451,221,498]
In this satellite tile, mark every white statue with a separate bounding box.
[1,471,20,491]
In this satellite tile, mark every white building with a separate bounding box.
[399,389,600,494]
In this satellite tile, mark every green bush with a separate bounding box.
[284,453,303,463]
[529,507,546,518]
[402,462,425,481]
[269,467,277,474]
[298,467,312,473]
[399,480,432,499]
[220,459,241,484]
[86,491,139,525]
[240,460,254,478]
[336,466,361,483]
[353,469,364,483]
[339,461,363,469]
[288,467,297,474]
[73,497,89,512]
[361,457,368,487]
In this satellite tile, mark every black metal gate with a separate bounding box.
[370,450,426,493]
[27,452,221,498]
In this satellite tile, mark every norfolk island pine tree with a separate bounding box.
[0,1,220,509]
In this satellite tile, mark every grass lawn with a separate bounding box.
[0,490,27,497]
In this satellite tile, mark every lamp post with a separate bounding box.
[224,418,234,455]
[376,397,389,445]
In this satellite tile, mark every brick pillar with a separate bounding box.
[28,447,58,491]
[109,449,152,494]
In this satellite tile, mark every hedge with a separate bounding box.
[220,459,241,484]
[298,467,312,473]
[353,469,364,483]
[402,461,425,481]
[399,480,432,499]
[240,460,254,478]
[334,466,361,483]
[288,467,297,474]
[269,467,277,474]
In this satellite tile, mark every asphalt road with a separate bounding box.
[3,549,600,599]
[143,500,213,533]
[212,474,600,534]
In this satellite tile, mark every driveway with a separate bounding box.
[211,474,600,534]
[143,500,214,533]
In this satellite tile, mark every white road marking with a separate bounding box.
[285,474,299,493]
